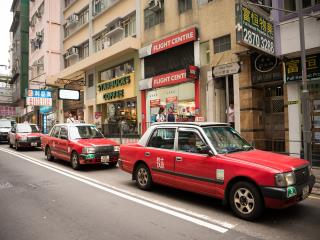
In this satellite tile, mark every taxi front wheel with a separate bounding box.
[71,152,81,170]
[135,163,153,191]
[229,181,264,221]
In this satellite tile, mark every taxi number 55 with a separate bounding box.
[156,157,165,169]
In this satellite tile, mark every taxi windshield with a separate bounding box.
[17,124,39,133]
[69,125,104,140]
[203,126,253,154]
[0,120,11,128]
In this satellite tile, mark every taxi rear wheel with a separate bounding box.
[71,152,81,170]
[46,146,54,161]
[135,163,152,190]
[229,181,263,220]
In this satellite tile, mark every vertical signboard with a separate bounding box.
[236,3,275,55]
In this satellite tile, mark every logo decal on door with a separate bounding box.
[156,157,165,169]
[216,169,225,181]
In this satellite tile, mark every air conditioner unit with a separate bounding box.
[66,13,79,27]
[105,18,124,37]
[148,0,162,12]
[65,47,79,59]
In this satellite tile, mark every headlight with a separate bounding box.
[275,172,296,187]
[82,147,95,154]
[114,146,120,152]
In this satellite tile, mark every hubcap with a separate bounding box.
[72,155,77,167]
[234,188,255,214]
[137,168,148,186]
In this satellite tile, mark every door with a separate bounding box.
[55,126,69,161]
[174,128,218,196]
[50,126,61,157]
[145,128,176,185]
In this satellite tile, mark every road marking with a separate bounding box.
[309,195,320,200]
[0,147,233,233]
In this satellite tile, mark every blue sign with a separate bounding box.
[28,90,52,98]
[40,106,53,114]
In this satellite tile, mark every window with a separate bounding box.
[179,0,192,14]
[178,130,207,154]
[144,0,164,29]
[100,60,134,81]
[88,74,94,87]
[93,0,102,15]
[200,41,210,66]
[147,128,176,150]
[198,0,213,5]
[78,7,89,25]
[213,35,231,53]
[123,14,136,37]
[51,126,61,138]
[64,0,75,8]
[284,0,319,11]
[36,56,44,76]
[59,127,68,139]
[79,41,89,60]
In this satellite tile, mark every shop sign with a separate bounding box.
[58,89,80,100]
[150,99,160,107]
[285,53,320,82]
[96,73,135,104]
[28,89,52,98]
[26,97,52,106]
[236,3,275,55]
[152,66,199,88]
[40,106,53,114]
[152,27,197,54]
[254,54,278,73]
[288,100,299,105]
[0,106,16,117]
[212,62,240,78]
[95,112,102,119]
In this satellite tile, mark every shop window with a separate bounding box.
[144,0,164,30]
[144,42,194,78]
[200,41,210,66]
[88,74,94,87]
[213,35,231,53]
[147,128,176,149]
[178,0,192,14]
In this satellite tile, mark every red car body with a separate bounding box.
[41,124,119,168]
[119,122,315,219]
[8,123,42,150]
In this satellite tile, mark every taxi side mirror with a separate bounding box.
[199,146,214,156]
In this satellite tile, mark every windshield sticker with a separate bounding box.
[156,157,165,169]
[216,169,224,181]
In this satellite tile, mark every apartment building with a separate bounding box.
[48,0,140,138]
[10,0,29,113]
[28,0,62,129]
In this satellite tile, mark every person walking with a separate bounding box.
[156,107,166,122]
[67,112,75,123]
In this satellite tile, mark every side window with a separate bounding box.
[147,128,176,150]
[52,127,61,138]
[59,127,68,139]
[178,130,207,154]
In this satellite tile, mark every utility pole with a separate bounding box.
[297,0,312,163]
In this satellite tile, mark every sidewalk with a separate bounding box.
[312,167,320,195]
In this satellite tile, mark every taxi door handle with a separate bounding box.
[175,156,183,162]
[145,152,150,157]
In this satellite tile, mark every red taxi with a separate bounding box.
[119,122,315,220]
[41,124,119,170]
[9,123,42,150]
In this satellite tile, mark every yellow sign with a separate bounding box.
[96,73,135,104]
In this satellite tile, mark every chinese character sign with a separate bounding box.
[285,53,320,82]
[236,3,275,54]
[28,90,52,98]
[26,90,52,106]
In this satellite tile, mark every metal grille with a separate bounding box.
[94,145,114,153]
[294,166,309,185]
[272,99,284,113]
[27,136,40,142]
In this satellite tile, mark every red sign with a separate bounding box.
[166,96,177,103]
[26,97,52,106]
[150,99,160,107]
[151,27,197,54]
[152,66,199,88]
[0,106,16,117]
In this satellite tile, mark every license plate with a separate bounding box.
[31,142,37,147]
[302,185,309,199]
[101,155,109,163]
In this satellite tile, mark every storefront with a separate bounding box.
[139,27,200,132]
[97,60,138,137]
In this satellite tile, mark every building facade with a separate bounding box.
[10,0,29,114]
[28,0,62,130]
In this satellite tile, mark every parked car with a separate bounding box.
[119,122,315,220]
[9,123,42,150]
[0,119,12,143]
[41,123,119,170]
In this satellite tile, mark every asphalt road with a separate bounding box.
[0,144,319,240]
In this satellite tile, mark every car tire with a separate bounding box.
[229,181,264,221]
[135,163,153,191]
[71,152,81,170]
[46,146,54,161]
[108,161,118,168]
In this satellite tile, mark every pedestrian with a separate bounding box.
[67,112,75,123]
[156,107,166,122]
[227,103,235,129]
[167,106,175,122]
